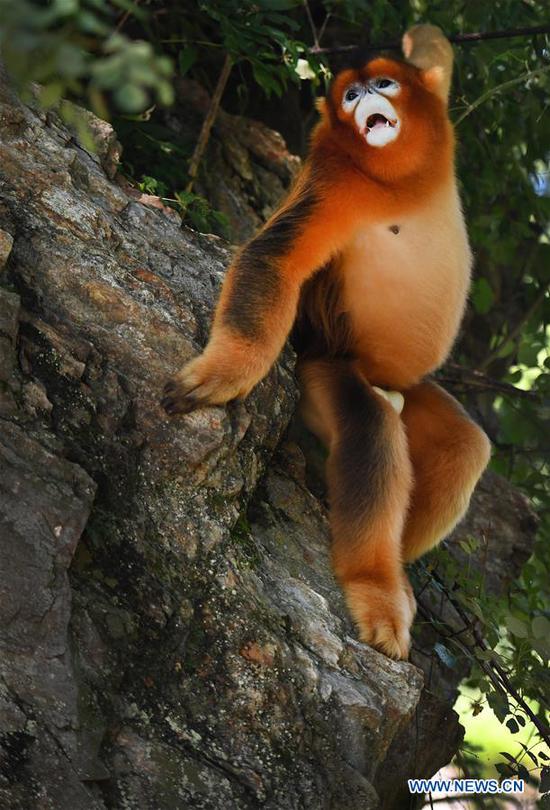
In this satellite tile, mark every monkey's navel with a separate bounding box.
[389,224,400,234]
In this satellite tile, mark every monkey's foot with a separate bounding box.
[343,574,416,660]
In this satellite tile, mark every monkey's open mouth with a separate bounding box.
[366,113,396,131]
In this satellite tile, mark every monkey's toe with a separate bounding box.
[163,380,177,396]
[359,620,411,660]
[343,577,413,660]
[161,378,200,415]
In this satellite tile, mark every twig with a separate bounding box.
[115,0,142,34]
[438,363,541,401]
[454,64,550,125]
[318,12,332,46]
[303,0,319,50]
[185,53,232,195]
[428,569,550,748]
[478,286,548,370]
[309,24,550,55]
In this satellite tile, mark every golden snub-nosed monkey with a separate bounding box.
[162,25,491,660]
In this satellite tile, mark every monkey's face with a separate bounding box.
[321,55,453,184]
[340,70,402,149]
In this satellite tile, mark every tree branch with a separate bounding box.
[185,53,232,195]
[438,363,541,401]
[424,568,550,748]
[309,24,550,55]
[454,64,550,125]
[478,285,548,370]
[302,0,320,50]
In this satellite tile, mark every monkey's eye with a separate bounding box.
[371,77,400,96]
[345,89,359,102]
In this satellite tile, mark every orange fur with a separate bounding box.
[299,358,414,659]
[401,381,491,561]
[162,25,491,659]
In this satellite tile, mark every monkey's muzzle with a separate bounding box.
[356,95,401,147]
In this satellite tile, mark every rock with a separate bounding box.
[0,228,13,269]
[0,71,538,810]
[0,287,19,382]
[168,78,301,242]
[0,422,98,808]
[447,469,537,595]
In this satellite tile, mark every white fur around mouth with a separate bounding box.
[355,94,401,148]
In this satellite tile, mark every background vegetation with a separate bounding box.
[1,0,549,805]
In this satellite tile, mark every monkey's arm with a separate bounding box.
[162,162,359,414]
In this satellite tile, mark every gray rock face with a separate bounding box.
[0,72,537,809]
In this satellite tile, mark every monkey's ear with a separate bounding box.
[402,24,453,102]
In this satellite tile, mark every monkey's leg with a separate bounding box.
[401,381,491,562]
[298,359,414,660]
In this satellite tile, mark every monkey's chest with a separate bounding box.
[339,204,471,389]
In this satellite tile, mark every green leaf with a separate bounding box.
[519,744,538,767]
[505,615,529,638]
[487,691,509,723]
[114,83,148,113]
[251,64,283,96]
[178,46,197,77]
[506,718,519,733]
[156,79,174,106]
[495,761,515,777]
[518,340,542,367]
[477,649,503,662]
[471,277,495,314]
[77,10,110,36]
[517,764,529,782]
[532,616,550,639]
[39,81,63,107]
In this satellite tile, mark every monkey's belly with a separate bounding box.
[340,202,471,389]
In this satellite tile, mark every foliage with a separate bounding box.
[1,0,549,803]
[114,116,229,235]
[0,0,174,115]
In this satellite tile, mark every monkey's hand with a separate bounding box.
[161,341,269,415]
[345,573,416,660]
